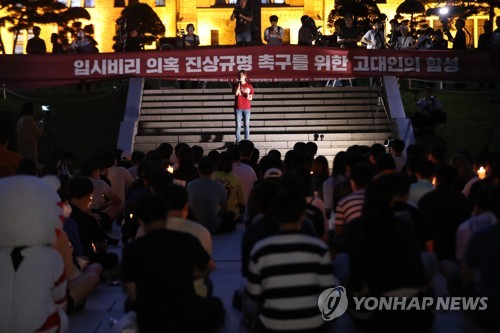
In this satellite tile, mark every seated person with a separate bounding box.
[52,226,102,313]
[212,152,245,222]
[135,183,214,297]
[347,192,434,332]
[462,186,500,330]
[245,190,335,332]
[187,157,235,234]
[241,180,316,277]
[68,176,119,272]
[122,193,225,332]
[80,160,122,232]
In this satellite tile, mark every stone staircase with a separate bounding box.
[133,86,394,161]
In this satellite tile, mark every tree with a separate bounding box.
[0,0,67,53]
[397,0,426,28]
[327,0,382,34]
[59,6,91,37]
[114,2,165,51]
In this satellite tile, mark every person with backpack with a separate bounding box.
[264,15,284,45]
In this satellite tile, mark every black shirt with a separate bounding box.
[122,229,210,332]
[70,204,105,259]
[234,5,253,34]
[418,185,471,261]
[338,26,361,48]
[393,201,432,252]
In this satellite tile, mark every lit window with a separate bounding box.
[70,0,82,7]
[156,0,166,6]
[58,0,68,5]
[228,0,237,4]
[84,0,95,7]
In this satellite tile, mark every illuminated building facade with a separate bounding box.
[0,0,497,53]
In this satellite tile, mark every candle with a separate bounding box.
[129,213,133,219]
[167,165,174,173]
[477,166,486,180]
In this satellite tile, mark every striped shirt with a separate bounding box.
[335,189,365,227]
[246,233,335,332]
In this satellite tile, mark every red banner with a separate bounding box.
[1,45,499,89]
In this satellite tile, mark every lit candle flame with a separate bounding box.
[91,243,96,253]
[477,166,486,180]
[129,213,133,219]
[167,166,174,173]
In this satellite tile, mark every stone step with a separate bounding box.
[137,124,392,135]
[134,132,391,144]
[139,111,379,121]
[138,118,385,129]
[133,85,393,161]
[141,98,377,108]
[140,105,378,115]
[141,92,378,101]
[142,86,378,95]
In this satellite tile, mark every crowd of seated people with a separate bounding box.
[1,138,499,333]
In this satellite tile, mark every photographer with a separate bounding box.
[445,18,467,50]
[430,29,448,50]
[361,19,386,49]
[387,19,402,49]
[337,13,361,48]
[182,23,200,49]
[264,15,284,46]
[412,87,446,132]
[230,0,253,46]
[298,15,318,46]
[124,27,144,52]
[415,27,434,50]
[16,102,43,164]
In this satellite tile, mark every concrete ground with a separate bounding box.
[68,224,497,333]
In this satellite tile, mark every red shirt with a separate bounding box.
[235,82,254,110]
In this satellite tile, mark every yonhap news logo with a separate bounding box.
[317,286,349,320]
[318,286,488,321]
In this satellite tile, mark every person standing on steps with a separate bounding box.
[230,0,253,46]
[234,70,254,143]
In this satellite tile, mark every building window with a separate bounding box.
[228,0,237,4]
[70,0,82,6]
[156,0,166,6]
[58,0,68,5]
[16,31,25,55]
[283,28,290,44]
[84,0,95,7]
[114,0,125,7]
[211,30,219,45]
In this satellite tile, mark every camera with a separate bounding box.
[232,6,241,17]
[383,138,394,147]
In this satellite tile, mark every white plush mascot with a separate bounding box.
[0,176,68,333]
